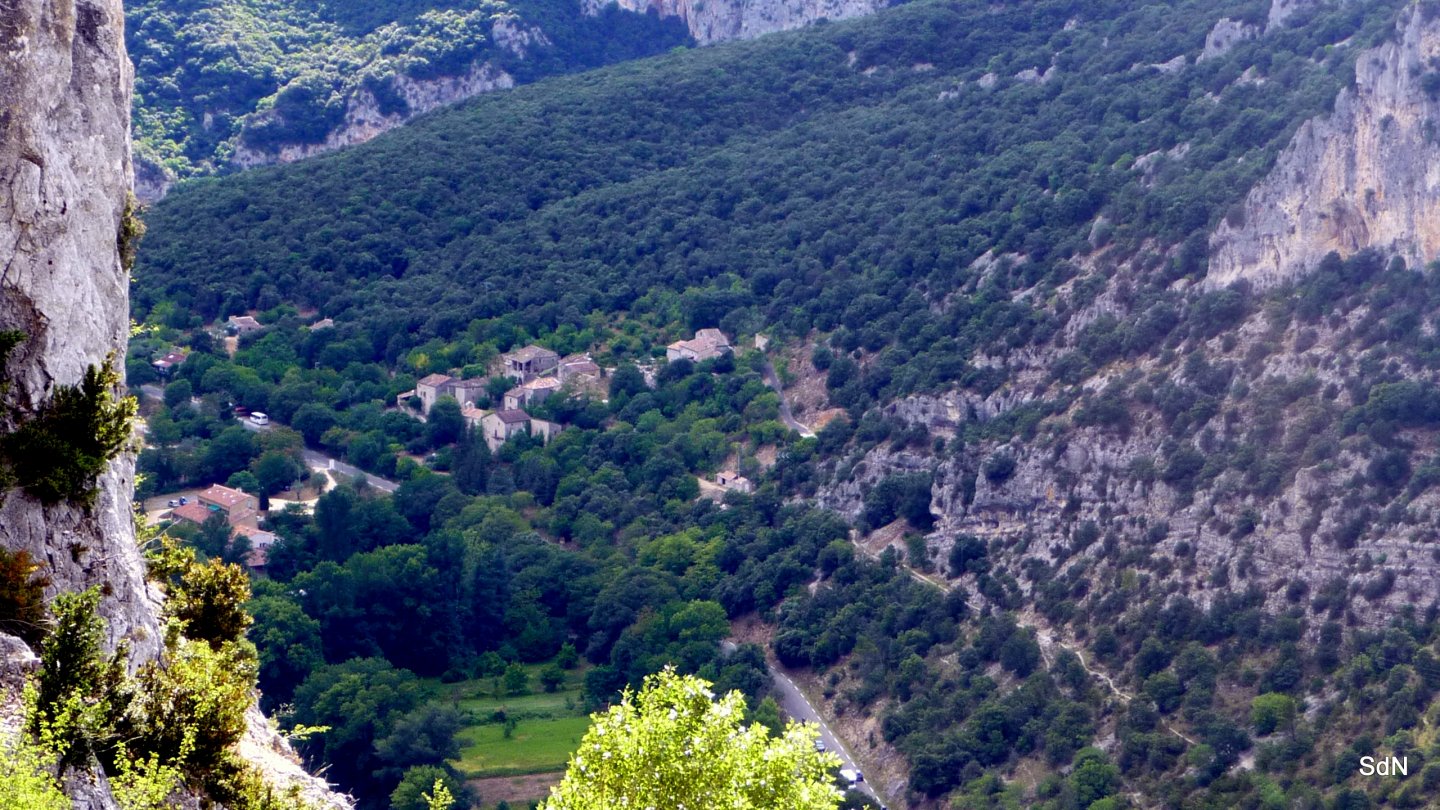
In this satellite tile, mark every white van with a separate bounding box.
[248,411,270,426]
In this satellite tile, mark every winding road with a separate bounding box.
[723,641,885,808]
[761,360,815,438]
[299,448,399,494]
[137,385,399,494]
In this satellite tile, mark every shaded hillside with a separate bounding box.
[128,0,690,195]
[128,1,1440,808]
[138,0,1392,364]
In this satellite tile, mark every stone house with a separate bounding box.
[558,356,602,383]
[227,315,263,334]
[667,328,732,363]
[503,376,562,410]
[416,373,486,414]
[481,409,533,452]
[531,418,562,444]
[415,373,455,414]
[461,404,489,431]
[502,344,560,381]
[716,470,754,494]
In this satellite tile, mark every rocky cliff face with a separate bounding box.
[587,0,885,45]
[1,0,156,662]
[226,15,545,171]
[816,361,1440,632]
[1209,4,1440,289]
[232,60,518,169]
[1,2,348,806]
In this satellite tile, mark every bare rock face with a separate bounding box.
[1200,17,1259,61]
[588,0,886,45]
[1209,5,1440,289]
[0,0,161,663]
[232,59,517,169]
[1,3,350,807]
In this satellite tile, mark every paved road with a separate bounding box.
[139,383,402,495]
[769,665,884,806]
[761,360,815,438]
[300,448,399,493]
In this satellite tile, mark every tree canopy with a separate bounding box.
[543,669,842,810]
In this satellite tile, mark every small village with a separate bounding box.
[144,320,759,572]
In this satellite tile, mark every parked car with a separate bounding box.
[249,411,270,426]
[178,496,188,505]
[166,499,177,508]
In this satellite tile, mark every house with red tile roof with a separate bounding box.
[170,501,217,526]
[198,484,258,525]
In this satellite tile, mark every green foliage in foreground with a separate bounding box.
[15,545,317,810]
[543,669,842,810]
[0,354,137,506]
[0,736,69,810]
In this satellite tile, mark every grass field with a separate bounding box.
[432,661,594,779]
[452,715,591,777]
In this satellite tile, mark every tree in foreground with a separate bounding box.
[542,668,842,810]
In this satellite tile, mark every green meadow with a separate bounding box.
[424,662,593,779]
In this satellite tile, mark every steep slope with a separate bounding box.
[593,0,887,44]
[128,0,691,197]
[1210,2,1440,288]
[1,1,348,806]
[128,0,1440,807]
[2,0,156,671]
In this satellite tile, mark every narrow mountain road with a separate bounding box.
[761,359,815,438]
[725,642,885,807]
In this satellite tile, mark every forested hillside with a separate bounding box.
[128,0,1440,807]
[127,0,689,195]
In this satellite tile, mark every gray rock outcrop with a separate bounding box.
[1,2,349,806]
[588,0,886,45]
[232,60,517,169]
[1200,17,1258,61]
[1209,5,1440,289]
[1,0,159,662]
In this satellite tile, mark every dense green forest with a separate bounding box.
[124,0,1440,808]
[127,0,689,182]
[136,0,1402,409]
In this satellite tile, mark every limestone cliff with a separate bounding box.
[0,2,348,806]
[232,60,517,169]
[201,16,545,173]
[809,305,1440,642]
[1209,4,1440,289]
[587,0,886,45]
